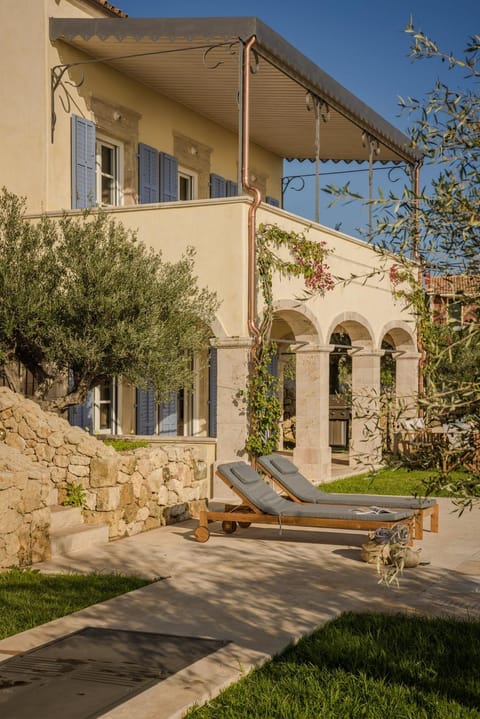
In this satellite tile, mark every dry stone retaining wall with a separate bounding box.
[0,388,212,567]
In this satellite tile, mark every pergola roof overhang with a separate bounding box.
[49,16,421,165]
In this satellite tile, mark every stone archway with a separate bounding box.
[271,301,331,481]
[380,322,419,432]
[327,313,380,469]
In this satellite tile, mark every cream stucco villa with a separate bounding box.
[0,0,422,496]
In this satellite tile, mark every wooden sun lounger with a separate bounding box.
[257,454,439,541]
[194,462,415,543]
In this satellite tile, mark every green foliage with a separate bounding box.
[63,482,87,508]
[324,29,480,501]
[243,342,282,457]
[186,612,480,718]
[0,189,218,412]
[0,569,151,640]
[103,438,150,452]
[243,224,335,458]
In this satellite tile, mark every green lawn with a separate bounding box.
[0,569,151,640]
[186,612,480,718]
[322,467,466,497]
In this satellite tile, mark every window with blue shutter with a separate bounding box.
[71,115,96,209]
[68,390,94,433]
[159,152,178,202]
[159,392,178,435]
[208,347,217,438]
[266,196,280,207]
[226,180,238,197]
[138,143,159,204]
[136,387,156,435]
[210,173,226,198]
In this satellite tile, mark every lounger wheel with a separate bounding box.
[195,526,210,543]
[238,521,251,528]
[222,520,237,534]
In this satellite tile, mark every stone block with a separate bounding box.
[35,443,55,463]
[147,501,163,519]
[96,486,121,511]
[69,454,91,466]
[47,431,64,448]
[188,499,207,519]
[123,502,138,524]
[0,508,22,533]
[50,466,67,483]
[136,458,153,477]
[54,454,70,468]
[116,471,131,484]
[136,506,149,522]
[157,485,169,505]
[146,468,165,494]
[120,483,134,507]
[193,460,208,481]
[21,480,45,513]
[118,454,137,474]
[68,464,90,478]
[90,456,119,487]
[5,434,26,452]
[17,420,36,441]
[0,389,16,411]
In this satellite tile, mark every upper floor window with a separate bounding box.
[96,137,123,207]
[178,168,198,201]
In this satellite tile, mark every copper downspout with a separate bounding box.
[242,36,262,345]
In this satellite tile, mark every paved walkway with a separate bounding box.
[1,497,479,719]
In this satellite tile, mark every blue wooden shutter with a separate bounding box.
[208,347,217,438]
[210,173,226,198]
[226,180,238,197]
[159,152,178,202]
[68,391,94,433]
[71,115,96,209]
[266,196,280,207]
[138,143,159,204]
[136,388,156,435]
[159,392,178,435]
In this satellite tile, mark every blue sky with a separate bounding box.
[118,0,477,234]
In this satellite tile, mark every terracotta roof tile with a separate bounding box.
[86,0,128,18]
[425,274,480,296]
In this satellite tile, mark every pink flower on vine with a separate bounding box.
[389,264,401,286]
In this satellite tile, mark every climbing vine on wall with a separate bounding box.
[245,223,335,458]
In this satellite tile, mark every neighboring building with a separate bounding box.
[0,0,422,492]
[425,274,480,326]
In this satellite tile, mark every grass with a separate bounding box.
[322,466,467,497]
[186,612,480,718]
[103,438,150,451]
[0,568,151,640]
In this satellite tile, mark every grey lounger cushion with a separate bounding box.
[258,454,437,510]
[218,462,413,522]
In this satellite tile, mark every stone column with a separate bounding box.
[212,337,252,499]
[293,345,332,483]
[350,349,383,468]
[393,351,421,453]
[395,352,421,420]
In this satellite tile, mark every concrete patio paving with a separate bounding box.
[1,497,479,719]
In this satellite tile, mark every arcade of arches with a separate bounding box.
[212,307,419,497]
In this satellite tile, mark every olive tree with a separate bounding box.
[0,188,218,412]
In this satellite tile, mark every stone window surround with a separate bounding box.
[90,95,141,206]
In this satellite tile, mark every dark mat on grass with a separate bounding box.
[0,626,229,719]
